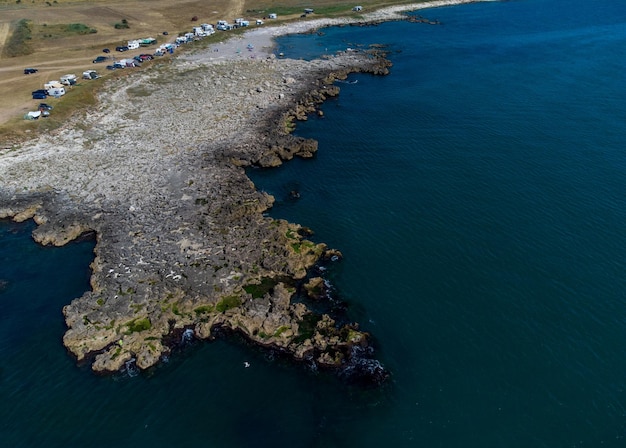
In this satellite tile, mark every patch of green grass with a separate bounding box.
[126,86,153,98]
[257,330,269,339]
[215,295,241,313]
[274,325,290,337]
[110,345,122,360]
[294,313,322,343]
[125,317,152,334]
[194,305,214,315]
[290,242,302,253]
[17,78,101,137]
[130,303,144,313]
[66,23,97,34]
[3,19,33,57]
[243,277,277,299]
[114,19,129,29]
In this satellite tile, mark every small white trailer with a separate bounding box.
[60,74,77,85]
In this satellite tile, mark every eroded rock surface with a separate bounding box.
[0,49,390,385]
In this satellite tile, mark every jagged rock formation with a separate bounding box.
[0,49,391,385]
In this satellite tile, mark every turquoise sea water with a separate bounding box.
[3,0,626,446]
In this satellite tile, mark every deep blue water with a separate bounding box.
[3,0,626,446]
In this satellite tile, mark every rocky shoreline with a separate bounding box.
[0,0,487,385]
[0,44,392,384]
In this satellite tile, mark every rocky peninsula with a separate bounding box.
[0,0,482,385]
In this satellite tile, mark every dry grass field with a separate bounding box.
[0,0,409,140]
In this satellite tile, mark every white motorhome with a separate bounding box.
[201,23,215,33]
[127,40,140,50]
[268,13,277,19]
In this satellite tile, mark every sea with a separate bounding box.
[2,0,626,446]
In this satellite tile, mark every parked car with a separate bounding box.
[24,68,38,74]
[105,65,117,70]
[139,54,153,61]
[113,62,126,69]
[116,46,129,52]
[38,103,53,111]
[32,89,48,96]
[93,56,108,63]
[103,48,110,53]
[32,92,47,99]
[163,31,169,35]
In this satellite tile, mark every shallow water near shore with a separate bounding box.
[3,0,626,446]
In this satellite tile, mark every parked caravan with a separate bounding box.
[24,111,42,120]
[216,20,232,31]
[119,58,137,67]
[140,38,157,46]
[44,81,63,90]
[60,74,77,85]
[47,87,66,97]
[82,70,99,80]
[127,40,140,50]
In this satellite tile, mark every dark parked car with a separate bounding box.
[163,31,169,35]
[32,89,48,96]
[24,68,38,74]
[105,65,117,70]
[38,103,53,111]
[103,48,110,53]
[32,92,47,100]
[116,46,129,52]
[93,56,108,63]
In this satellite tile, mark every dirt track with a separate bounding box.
[0,0,252,126]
